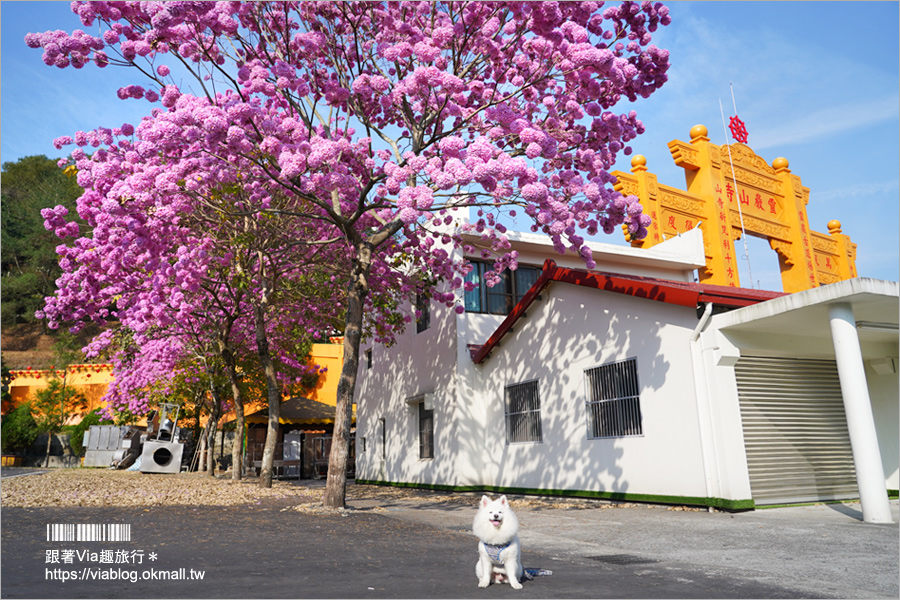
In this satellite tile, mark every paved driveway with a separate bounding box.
[1,479,897,599]
[0,467,48,479]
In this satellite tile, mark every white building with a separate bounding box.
[354,228,898,522]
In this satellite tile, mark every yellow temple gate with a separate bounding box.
[613,124,857,293]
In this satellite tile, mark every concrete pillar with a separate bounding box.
[828,302,893,523]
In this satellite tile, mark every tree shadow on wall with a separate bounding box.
[354,283,681,503]
[353,300,468,489]
[474,287,675,500]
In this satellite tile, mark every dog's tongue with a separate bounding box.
[490,519,502,527]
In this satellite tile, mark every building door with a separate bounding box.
[735,356,858,505]
[283,433,302,478]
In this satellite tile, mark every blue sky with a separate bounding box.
[2,1,898,289]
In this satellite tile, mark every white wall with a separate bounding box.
[867,359,900,490]
[354,297,462,487]
[357,279,713,501]
[474,282,708,499]
[356,225,706,496]
[355,226,710,498]
[699,331,756,503]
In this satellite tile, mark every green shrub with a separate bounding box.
[1,402,40,454]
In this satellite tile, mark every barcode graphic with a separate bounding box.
[46,524,131,542]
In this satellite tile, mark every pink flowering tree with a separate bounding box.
[29,0,670,506]
[39,144,349,483]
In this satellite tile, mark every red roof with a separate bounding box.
[471,259,785,364]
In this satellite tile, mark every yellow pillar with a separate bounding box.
[668,124,741,287]
[771,157,819,293]
[827,220,858,280]
[621,155,662,248]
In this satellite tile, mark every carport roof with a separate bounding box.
[710,277,899,350]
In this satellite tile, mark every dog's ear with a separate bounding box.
[481,495,491,507]
[499,495,508,506]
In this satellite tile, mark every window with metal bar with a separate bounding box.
[418,402,434,459]
[504,380,543,444]
[585,358,643,438]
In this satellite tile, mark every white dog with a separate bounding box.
[473,495,525,589]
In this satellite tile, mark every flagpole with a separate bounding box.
[719,96,754,288]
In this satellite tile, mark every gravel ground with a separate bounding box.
[0,469,318,508]
[0,468,703,513]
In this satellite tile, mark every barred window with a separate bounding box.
[505,380,543,444]
[418,402,434,459]
[585,358,643,438]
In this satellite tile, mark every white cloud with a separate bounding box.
[638,6,899,149]
[812,179,900,203]
[751,95,900,150]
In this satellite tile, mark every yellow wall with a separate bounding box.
[4,364,113,422]
[4,343,346,425]
[306,342,344,407]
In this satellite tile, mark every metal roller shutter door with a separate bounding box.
[735,356,858,505]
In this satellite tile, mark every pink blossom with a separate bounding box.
[28,0,669,420]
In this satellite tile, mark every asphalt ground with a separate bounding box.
[1,474,897,599]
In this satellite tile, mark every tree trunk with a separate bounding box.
[199,434,207,472]
[43,433,54,468]
[221,343,245,481]
[255,303,281,489]
[206,399,221,476]
[324,243,372,508]
[203,374,225,477]
[232,400,244,479]
[44,376,67,468]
